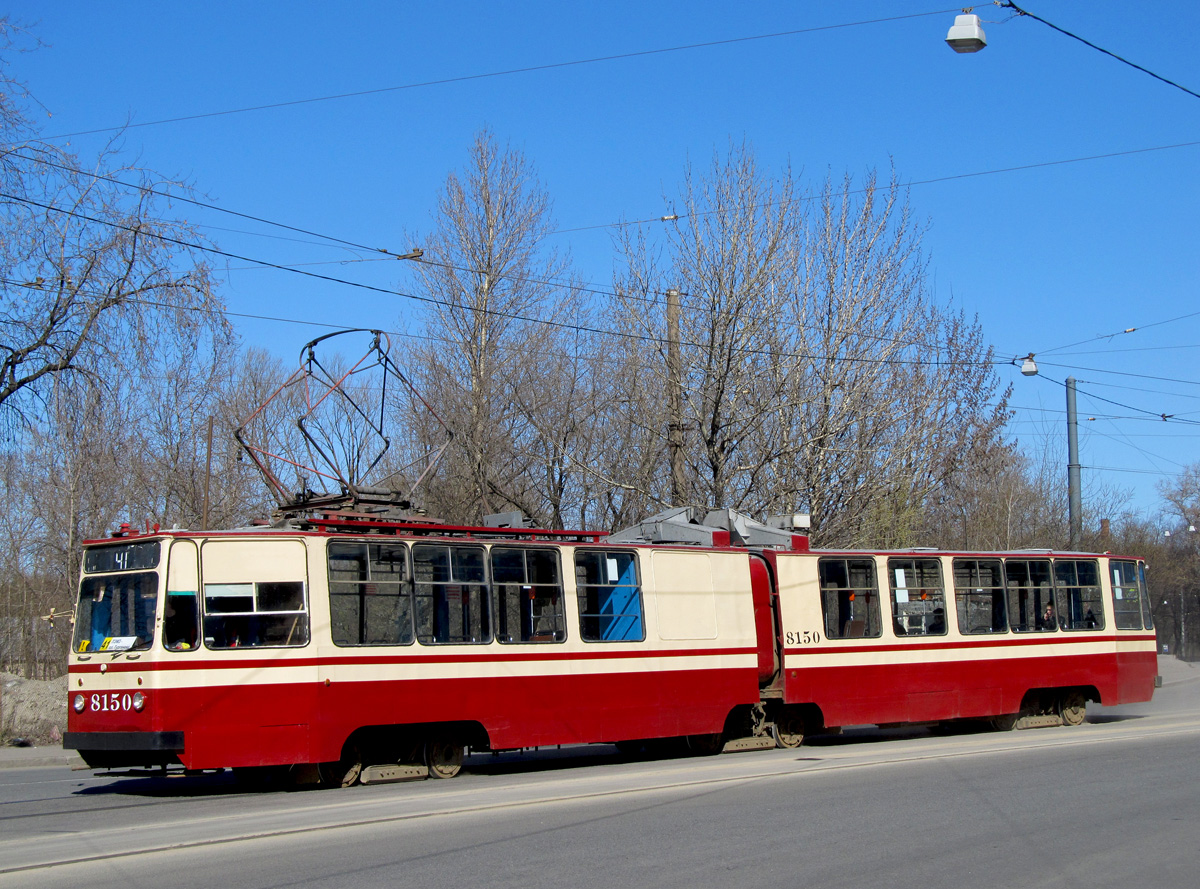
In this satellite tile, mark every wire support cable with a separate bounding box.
[1002,1,1200,103]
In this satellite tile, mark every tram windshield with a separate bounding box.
[73,542,161,653]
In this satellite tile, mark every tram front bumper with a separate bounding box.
[64,731,184,768]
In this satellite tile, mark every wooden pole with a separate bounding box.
[202,415,214,530]
[666,288,686,506]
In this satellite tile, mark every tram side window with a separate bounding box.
[1005,559,1057,632]
[1111,560,1143,629]
[203,581,309,648]
[819,558,881,639]
[492,547,566,643]
[1054,560,1104,631]
[199,539,309,649]
[953,559,1007,634]
[413,544,492,644]
[328,542,414,646]
[888,558,946,636]
[164,539,200,651]
[575,550,644,642]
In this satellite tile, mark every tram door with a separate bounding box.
[749,554,779,686]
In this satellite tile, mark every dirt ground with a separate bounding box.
[0,673,68,745]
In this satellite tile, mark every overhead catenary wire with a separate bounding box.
[554,140,1200,234]
[28,10,962,143]
[20,138,1200,360]
[1043,375,1200,427]
[1085,424,1188,473]
[9,4,1200,412]
[1036,308,1200,356]
[11,187,1200,433]
[1031,360,1200,389]
[13,184,1200,409]
[0,204,998,372]
[1082,465,1179,477]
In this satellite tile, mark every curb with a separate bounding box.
[0,745,86,771]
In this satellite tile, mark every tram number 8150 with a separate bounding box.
[88,692,139,713]
[784,630,821,645]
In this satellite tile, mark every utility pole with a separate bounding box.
[666,288,686,506]
[202,415,214,531]
[1066,377,1082,548]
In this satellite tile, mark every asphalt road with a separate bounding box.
[2,657,1197,889]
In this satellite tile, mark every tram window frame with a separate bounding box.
[888,558,946,636]
[491,547,566,644]
[953,559,1008,635]
[1111,559,1143,630]
[74,571,159,653]
[198,539,310,650]
[1053,559,1105,631]
[163,539,200,652]
[202,581,310,649]
[819,558,882,639]
[412,543,492,645]
[1139,562,1154,629]
[84,540,161,574]
[328,541,415,647]
[1005,559,1057,633]
[574,550,645,643]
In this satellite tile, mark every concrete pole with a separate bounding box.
[1066,377,1082,548]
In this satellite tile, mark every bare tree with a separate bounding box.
[613,143,800,513]
[0,26,234,676]
[611,149,1010,546]
[405,129,583,524]
[0,42,226,428]
[1156,464,1200,658]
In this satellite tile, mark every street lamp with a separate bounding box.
[946,13,988,53]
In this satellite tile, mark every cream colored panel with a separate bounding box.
[201,538,307,583]
[167,539,199,592]
[651,551,718,640]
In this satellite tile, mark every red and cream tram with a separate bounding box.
[64,507,1159,785]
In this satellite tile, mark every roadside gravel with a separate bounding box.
[1,672,68,746]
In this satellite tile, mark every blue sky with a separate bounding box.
[7,1,1199,517]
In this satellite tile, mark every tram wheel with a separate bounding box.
[1060,691,1087,726]
[772,713,805,749]
[425,738,464,779]
[686,733,724,756]
[615,739,649,758]
[232,765,289,788]
[319,756,363,788]
[991,713,1019,732]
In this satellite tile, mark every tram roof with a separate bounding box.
[83,519,1141,563]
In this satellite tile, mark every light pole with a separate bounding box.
[1066,377,1082,548]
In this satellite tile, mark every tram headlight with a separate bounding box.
[73,694,86,713]
[132,692,145,712]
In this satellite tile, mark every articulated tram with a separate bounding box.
[64,507,1159,785]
